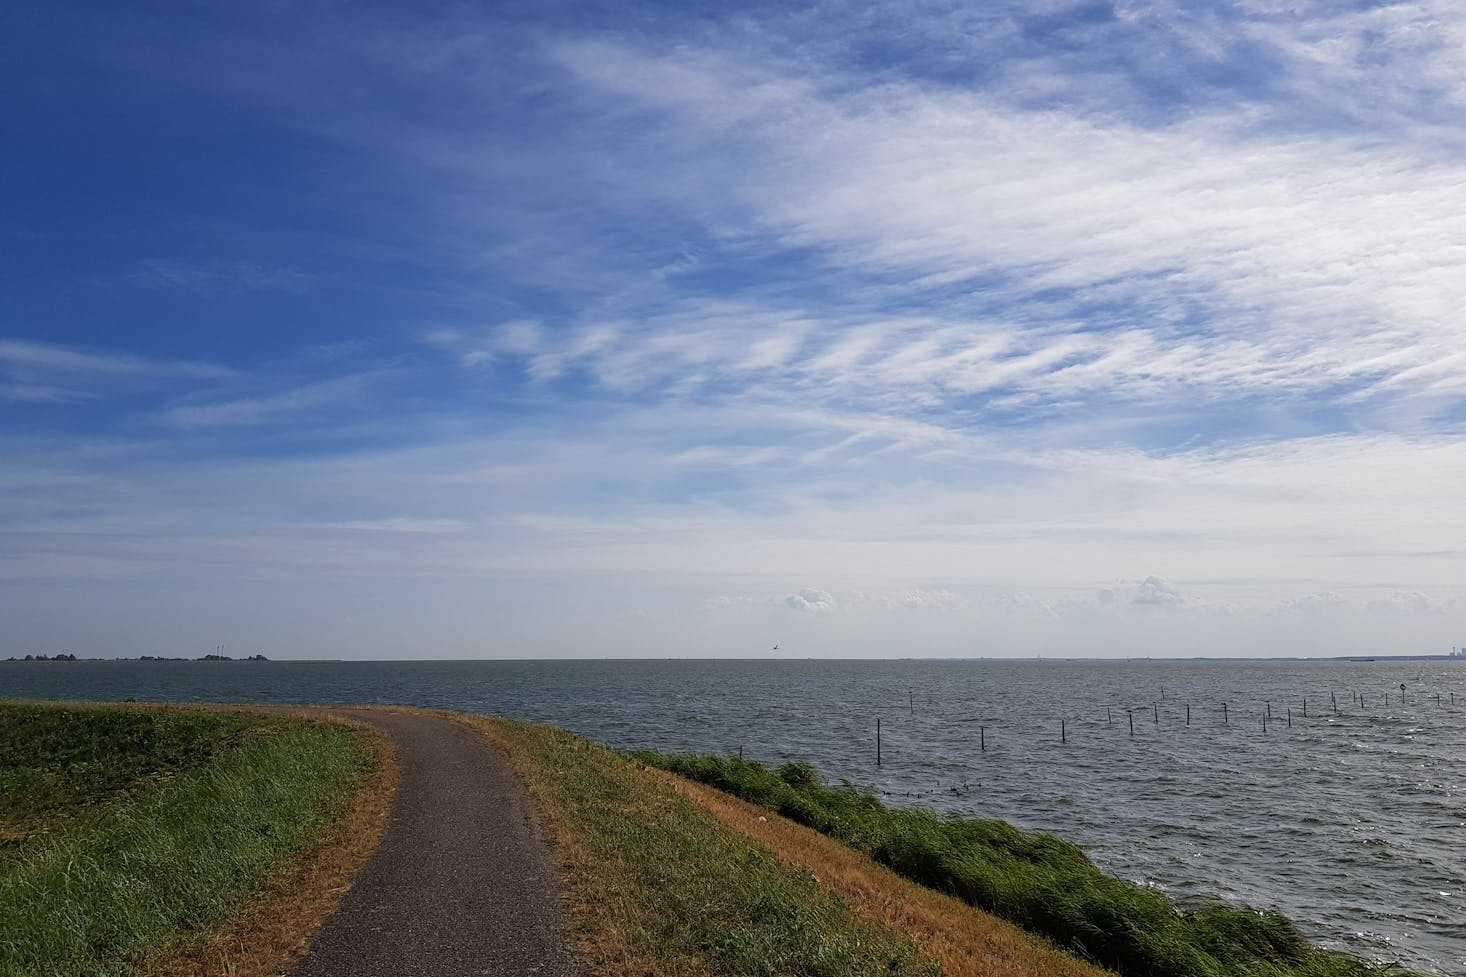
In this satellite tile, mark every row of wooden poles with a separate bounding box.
[874,688,1459,765]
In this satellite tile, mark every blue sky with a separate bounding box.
[4,0,1464,659]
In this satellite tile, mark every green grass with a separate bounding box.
[476,716,941,977]
[0,703,258,839]
[637,753,1422,977]
[0,703,371,977]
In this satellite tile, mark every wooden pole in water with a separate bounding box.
[1287,707,1292,728]
[1186,703,1191,726]
[876,718,882,767]
[1107,706,1113,727]
[1267,700,1272,719]
[1302,698,1308,718]
[909,692,914,716]
[1263,714,1268,733]
[1128,710,1134,736]
[1223,702,1229,725]
[980,725,986,752]
[1153,702,1159,725]
[1332,692,1338,714]
[1061,719,1067,744]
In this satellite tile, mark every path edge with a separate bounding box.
[452,712,590,970]
[138,705,401,977]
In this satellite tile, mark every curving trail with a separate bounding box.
[292,709,580,977]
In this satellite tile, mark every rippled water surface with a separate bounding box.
[4,657,1462,973]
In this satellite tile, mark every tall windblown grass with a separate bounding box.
[0,713,368,977]
[638,753,1421,977]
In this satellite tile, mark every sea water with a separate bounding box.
[3,657,1462,973]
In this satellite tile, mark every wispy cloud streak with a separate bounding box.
[0,339,230,381]
[5,2,1466,657]
[543,39,1466,420]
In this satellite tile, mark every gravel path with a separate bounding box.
[292,709,581,977]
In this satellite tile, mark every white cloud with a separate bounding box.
[7,5,1466,660]
[540,37,1466,420]
[161,374,377,429]
[0,339,234,408]
[1368,590,1464,616]
[0,338,229,381]
[1130,575,1188,609]
[785,588,838,614]
[1125,575,1239,615]
[4,418,1465,657]
[0,383,90,404]
[901,588,960,611]
[1272,592,1345,615]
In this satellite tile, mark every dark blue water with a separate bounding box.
[3,658,1462,973]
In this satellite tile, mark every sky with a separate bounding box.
[3,0,1465,660]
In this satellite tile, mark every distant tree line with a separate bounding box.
[5,653,269,662]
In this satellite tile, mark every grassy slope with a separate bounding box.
[639,754,1423,977]
[470,714,941,977]
[0,703,375,977]
[470,713,1112,977]
[0,704,257,840]
[668,772,1115,977]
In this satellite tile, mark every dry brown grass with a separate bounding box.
[460,714,633,974]
[466,713,804,977]
[663,774,1113,977]
[134,706,400,977]
[466,713,1112,977]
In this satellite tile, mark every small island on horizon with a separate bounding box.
[6,653,270,663]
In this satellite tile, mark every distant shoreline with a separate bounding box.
[3,653,1460,663]
[4,654,274,663]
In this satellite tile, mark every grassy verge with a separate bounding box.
[0,703,378,977]
[638,753,1420,977]
[467,714,943,977]
[664,769,1115,977]
[0,703,258,841]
